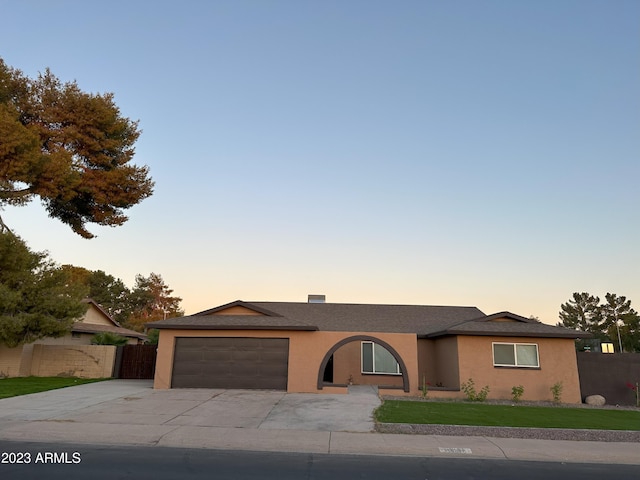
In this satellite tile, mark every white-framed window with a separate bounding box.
[361,341,401,375]
[492,342,539,368]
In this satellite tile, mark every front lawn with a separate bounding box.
[0,377,109,399]
[376,400,640,431]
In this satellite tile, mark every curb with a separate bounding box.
[375,423,640,443]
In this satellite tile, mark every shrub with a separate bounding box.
[145,329,159,345]
[460,378,490,402]
[420,375,430,398]
[511,385,524,402]
[91,332,128,346]
[550,381,563,403]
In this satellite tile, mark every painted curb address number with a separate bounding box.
[438,447,473,454]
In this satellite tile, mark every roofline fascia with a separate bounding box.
[192,300,284,317]
[426,331,592,339]
[145,324,319,331]
[82,298,121,327]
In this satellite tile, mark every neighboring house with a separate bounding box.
[67,299,147,346]
[148,296,590,403]
[0,299,146,377]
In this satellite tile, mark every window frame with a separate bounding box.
[361,341,401,375]
[492,342,540,368]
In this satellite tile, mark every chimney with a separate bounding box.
[308,294,326,304]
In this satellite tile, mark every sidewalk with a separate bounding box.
[0,380,638,465]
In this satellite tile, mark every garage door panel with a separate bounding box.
[261,350,288,361]
[203,350,232,362]
[174,350,204,363]
[231,350,260,362]
[258,365,288,377]
[171,337,289,390]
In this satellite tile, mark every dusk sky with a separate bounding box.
[2,0,638,324]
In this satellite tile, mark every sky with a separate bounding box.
[1,0,638,324]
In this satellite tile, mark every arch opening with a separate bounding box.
[317,335,410,393]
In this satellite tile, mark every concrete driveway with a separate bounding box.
[1,380,638,464]
[0,380,380,432]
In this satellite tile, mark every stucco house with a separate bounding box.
[0,299,146,377]
[148,296,590,403]
[69,299,147,345]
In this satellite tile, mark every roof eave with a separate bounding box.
[428,330,593,339]
[192,300,284,317]
[146,324,319,331]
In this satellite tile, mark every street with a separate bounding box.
[1,441,638,480]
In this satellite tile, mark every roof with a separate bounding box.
[78,298,147,340]
[82,298,123,326]
[147,300,589,339]
[427,312,592,339]
[72,322,148,340]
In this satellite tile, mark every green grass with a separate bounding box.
[376,400,640,431]
[0,377,109,399]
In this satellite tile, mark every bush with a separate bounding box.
[550,381,563,403]
[511,385,524,402]
[145,329,159,345]
[420,375,431,398]
[91,332,128,346]
[460,378,490,402]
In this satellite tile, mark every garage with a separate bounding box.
[171,337,289,390]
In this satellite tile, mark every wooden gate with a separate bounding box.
[117,345,157,379]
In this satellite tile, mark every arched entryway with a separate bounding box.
[316,335,410,392]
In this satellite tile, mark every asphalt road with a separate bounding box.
[1,441,639,480]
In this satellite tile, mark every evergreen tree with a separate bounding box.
[0,232,87,346]
[0,57,153,238]
[124,273,183,332]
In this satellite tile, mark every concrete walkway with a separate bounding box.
[0,380,638,465]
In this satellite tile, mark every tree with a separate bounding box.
[558,292,640,352]
[600,293,640,353]
[61,266,132,324]
[145,329,160,345]
[0,232,87,347]
[124,273,183,332]
[0,57,154,238]
[558,292,603,333]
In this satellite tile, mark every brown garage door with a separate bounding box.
[171,337,289,390]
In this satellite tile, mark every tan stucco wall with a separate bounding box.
[457,335,582,403]
[154,329,419,394]
[417,339,435,385]
[417,337,460,390]
[332,341,404,387]
[82,305,115,326]
[0,345,23,377]
[434,336,460,389]
[30,345,116,378]
[213,306,263,315]
[34,333,92,346]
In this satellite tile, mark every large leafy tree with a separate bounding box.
[0,58,153,238]
[125,273,183,332]
[0,232,88,347]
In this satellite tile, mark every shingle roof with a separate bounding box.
[248,302,485,335]
[72,322,148,340]
[147,314,316,331]
[146,301,589,339]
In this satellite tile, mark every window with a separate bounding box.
[361,342,401,375]
[493,343,539,368]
